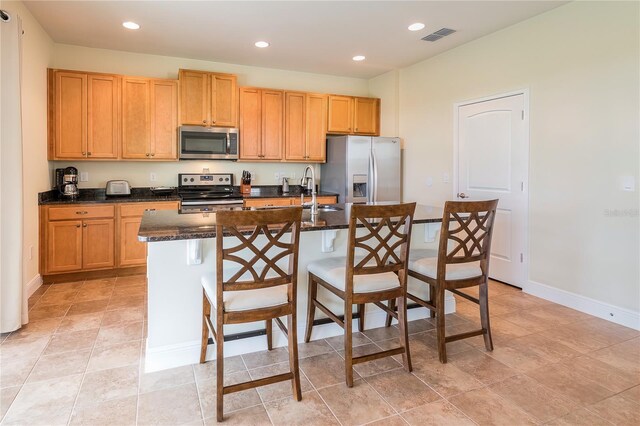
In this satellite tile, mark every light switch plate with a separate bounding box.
[150,172,157,182]
[443,173,450,183]
[621,176,635,191]
[80,172,89,182]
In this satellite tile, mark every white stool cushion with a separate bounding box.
[307,257,400,293]
[201,275,288,312]
[409,249,482,280]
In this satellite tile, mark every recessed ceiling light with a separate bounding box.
[408,23,425,31]
[352,55,366,61]
[255,41,270,48]
[122,21,140,30]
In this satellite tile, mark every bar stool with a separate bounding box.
[200,207,303,422]
[305,203,416,387]
[397,200,499,363]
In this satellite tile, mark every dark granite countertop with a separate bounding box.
[38,188,181,205]
[138,203,443,242]
[39,186,338,205]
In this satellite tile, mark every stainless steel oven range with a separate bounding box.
[178,173,244,213]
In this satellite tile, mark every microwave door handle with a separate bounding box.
[226,133,231,153]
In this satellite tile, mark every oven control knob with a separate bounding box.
[190,178,194,182]
[183,178,187,182]
[219,178,223,182]
[225,178,229,181]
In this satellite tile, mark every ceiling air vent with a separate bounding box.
[421,28,456,42]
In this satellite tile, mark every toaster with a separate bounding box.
[105,180,131,196]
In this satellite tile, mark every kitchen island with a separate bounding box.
[139,203,452,372]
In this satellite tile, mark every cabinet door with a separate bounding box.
[150,80,178,159]
[239,88,262,160]
[119,216,147,267]
[284,92,306,161]
[306,93,328,162]
[179,70,209,126]
[211,74,237,127]
[83,219,115,270]
[87,75,119,158]
[354,97,379,135]
[327,95,353,134]
[47,220,83,273]
[261,90,284,160]
[122,78,151,159]
[55,71,87,159]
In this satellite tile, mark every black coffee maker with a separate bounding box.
[55,167,79,197]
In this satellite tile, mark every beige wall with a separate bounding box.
[395,1,639,311]
[49,44,370,187]
[368,70,400,137]
[4,1,54,288]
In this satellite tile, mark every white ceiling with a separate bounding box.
[24,1,567,79]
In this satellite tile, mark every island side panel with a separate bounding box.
[144,223,453,372]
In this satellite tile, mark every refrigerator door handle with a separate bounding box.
[371,146,378,202]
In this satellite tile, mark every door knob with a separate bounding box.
[457,192,469,199]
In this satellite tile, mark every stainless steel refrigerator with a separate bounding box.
[321,136,401,203]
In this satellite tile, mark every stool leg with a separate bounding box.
[397,295,412,372]
[200,291,210,364]
[304,275,317,343]
[385,298,396,327]
[216,320,224,421]
[479,281,493,352]
[436,286,447,363]
[266,319,273,351]
[427,284,436,319]
[344,303,354,387]
[287,311,302,401]
[357,304,365,332]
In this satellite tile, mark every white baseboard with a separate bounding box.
[525,280,640,330]
[144,295,456,373]
[25,274,42,298]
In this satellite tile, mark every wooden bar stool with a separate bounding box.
[396,200,498,363]
[305,203,416,387]
[200,207,303,422]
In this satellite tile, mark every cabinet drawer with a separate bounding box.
[293,196,338,205]
[119,202,178,217]
[244,198,292,208]
[48,205,115,221]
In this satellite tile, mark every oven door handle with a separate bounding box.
[181,199,243,206]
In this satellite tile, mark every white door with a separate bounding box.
[456,93,528,287]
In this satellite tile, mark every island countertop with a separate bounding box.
[138,203,444,242]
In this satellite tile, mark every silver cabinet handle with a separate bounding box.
[457,193,469,199]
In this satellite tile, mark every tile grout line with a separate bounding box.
[66,278,114,425]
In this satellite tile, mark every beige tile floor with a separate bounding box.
[1,276,638,425]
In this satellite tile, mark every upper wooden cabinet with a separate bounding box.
[179,69,237,127]
[122,77,178,160]
[284,92,327,162]
[239,87,283,161]
[50,70,120,159]
[327,95,380,136]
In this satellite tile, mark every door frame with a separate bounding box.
[452,89,530,288]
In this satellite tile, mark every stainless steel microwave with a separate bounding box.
[179,126,239,160]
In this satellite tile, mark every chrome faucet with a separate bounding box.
[300,165,318,216]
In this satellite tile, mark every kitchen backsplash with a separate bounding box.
[50,161,321,189]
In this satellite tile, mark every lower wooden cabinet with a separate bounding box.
[45,217,114,273]
[116,201,179,267]
[41,201,178,275]
[243,195,338,209]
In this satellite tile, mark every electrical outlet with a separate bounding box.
[249,171,256,182]
[150,172,157,182]
[80,172,89,182]
[274,172,280,183]
[443,173,450,183]
[290,172,296,180]
[426,176,433,187]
